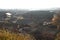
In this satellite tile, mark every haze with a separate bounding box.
[0,0,60,10]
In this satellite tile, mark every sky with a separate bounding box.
[0,0,60,10]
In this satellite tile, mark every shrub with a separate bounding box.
[0,29,35,40]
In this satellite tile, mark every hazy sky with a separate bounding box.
[0,0,60,10]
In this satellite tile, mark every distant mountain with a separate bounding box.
[0,9,29,21]
[0,9,56,25]
[21,10,55,24]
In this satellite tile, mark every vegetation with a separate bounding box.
[55,32,60,40]
[0,29,35,40]
[0,10,60,40]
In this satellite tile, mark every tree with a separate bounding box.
[52,13,60,30]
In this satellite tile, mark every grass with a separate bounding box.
[0,29,35,40]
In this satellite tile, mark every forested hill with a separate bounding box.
[22,10,55,24]
[0,10,55,25]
